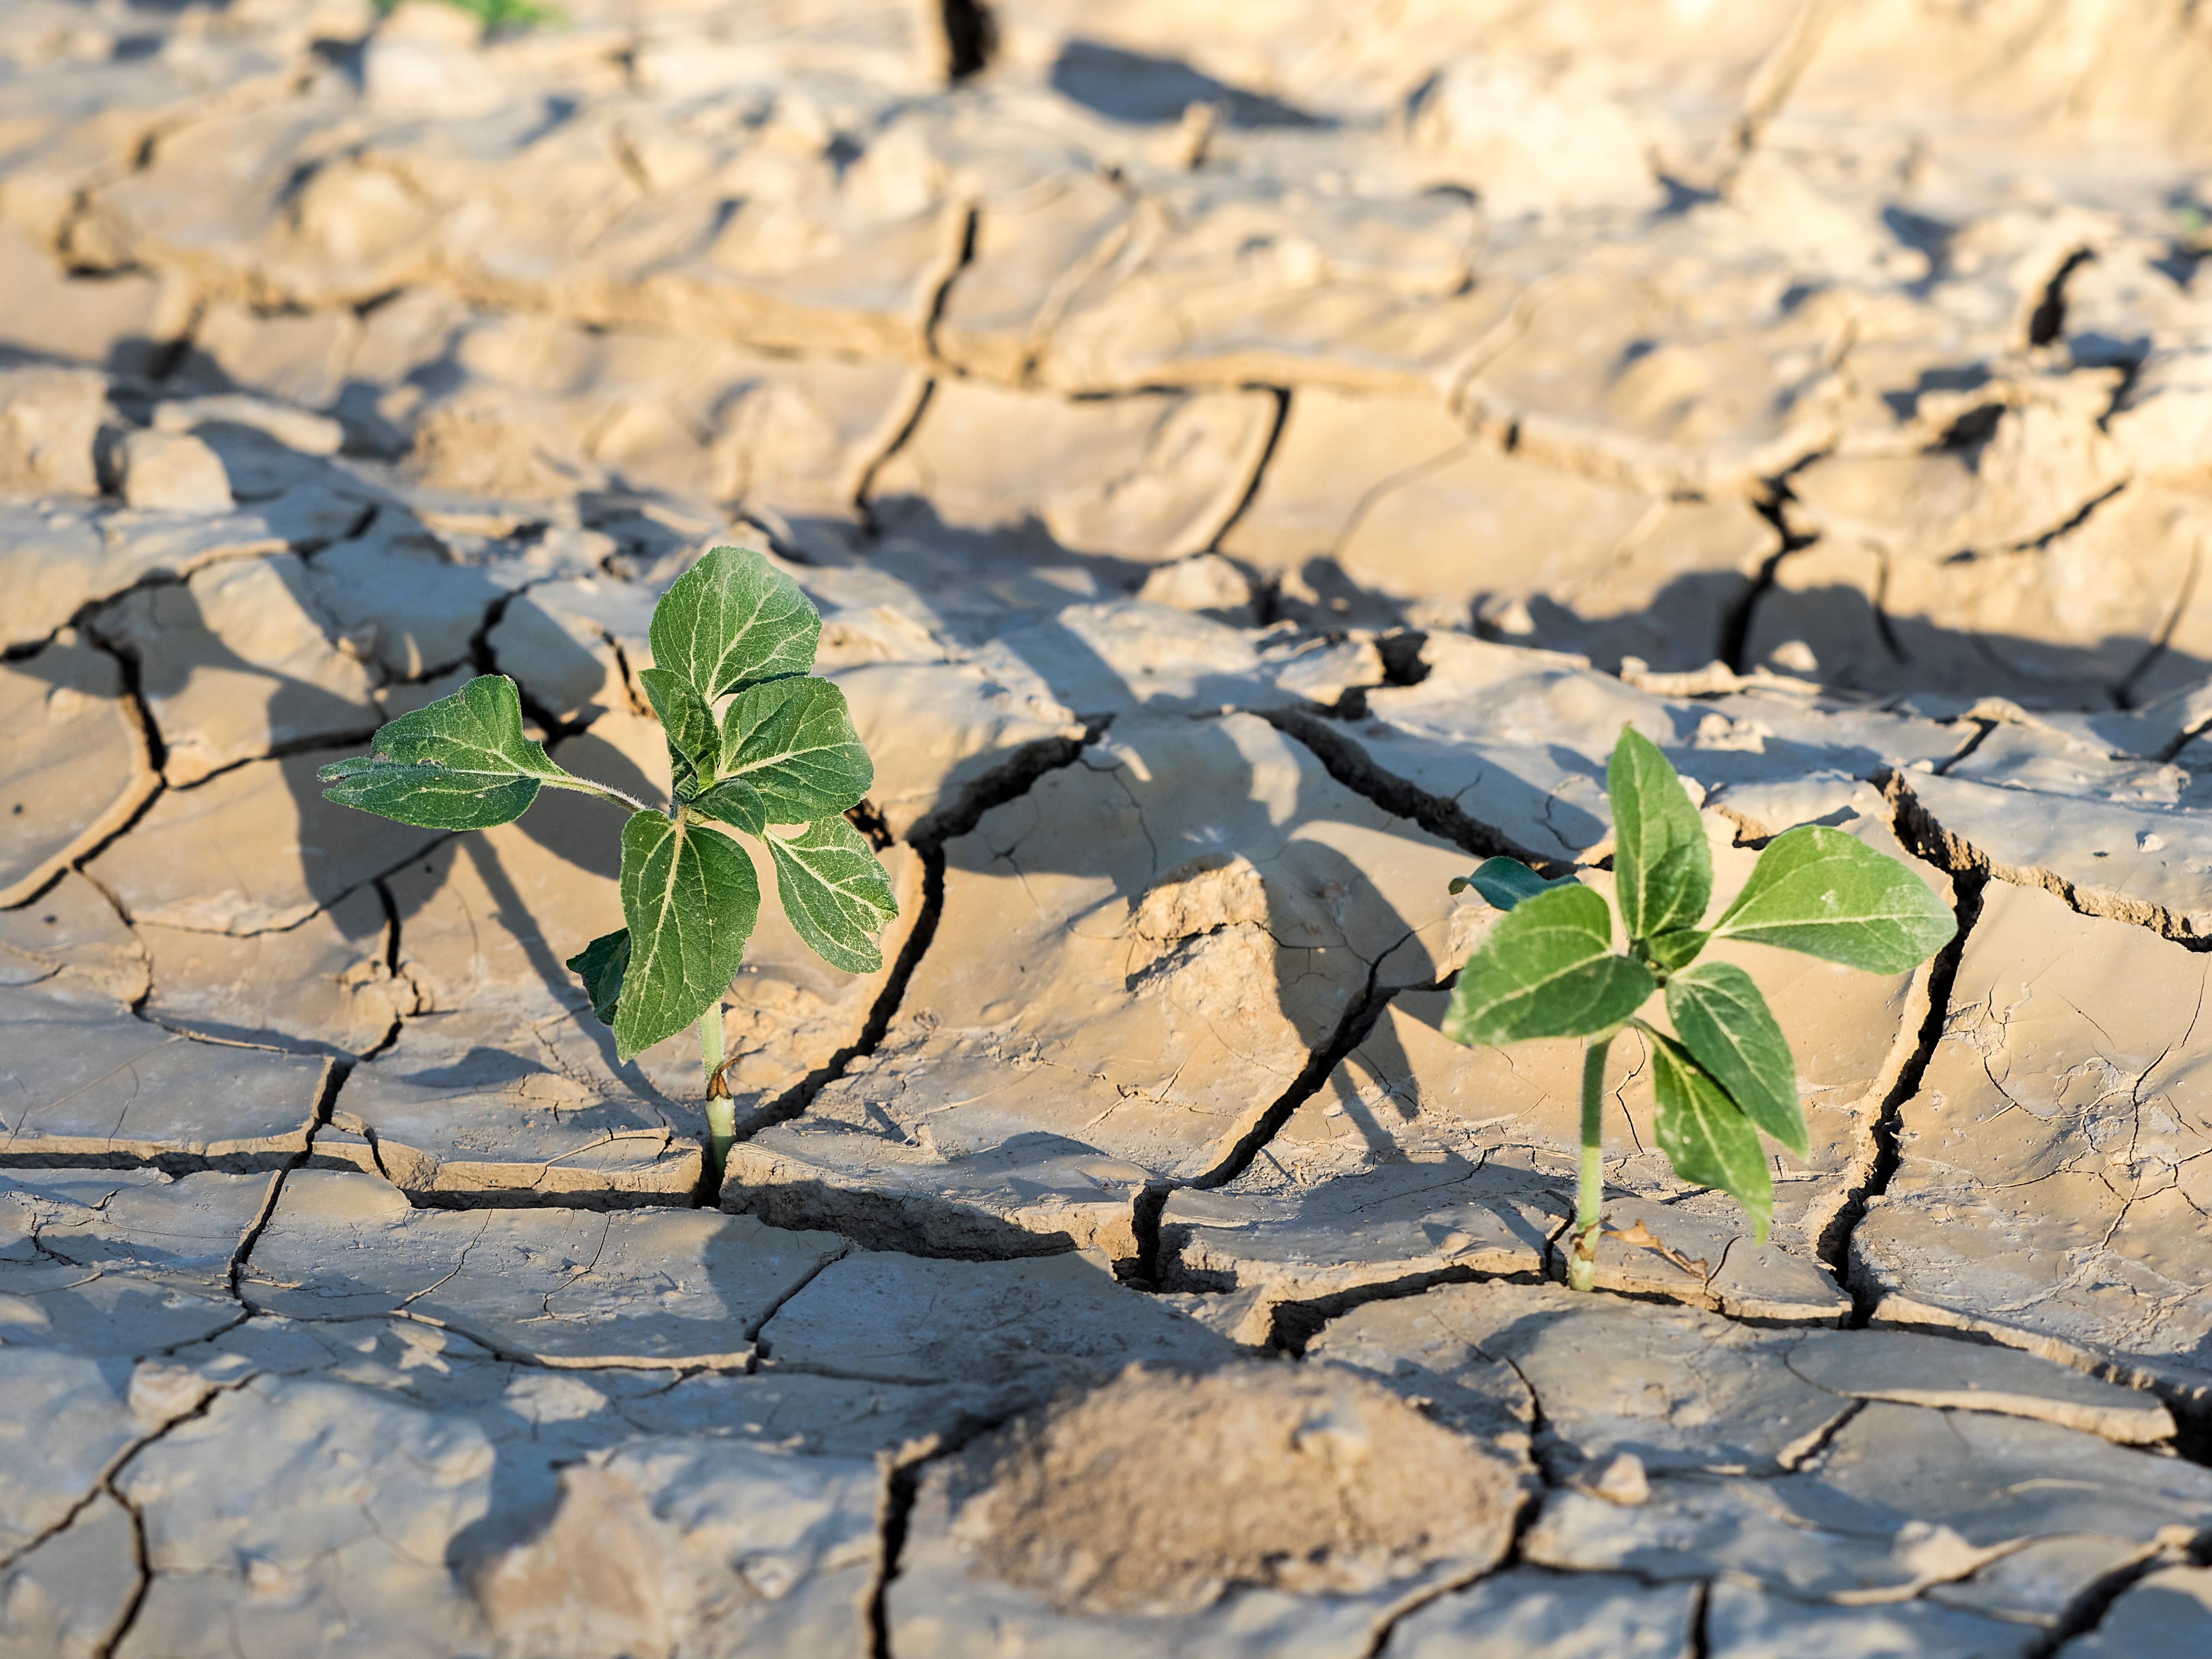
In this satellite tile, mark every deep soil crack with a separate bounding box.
[2026,1532,2203,1659]
[1826,790,1987,1320]
[867,1458,924,1659]
[1258,708,1559,867]
[225,1070,342,1295]
[730,719,1115,1154]
[1202,385,1292,555]
[862,1400,1039,1659]
[1890,769,2212,950]
[1721,480,1820,674]
[2027,246,2098,349]
[921,207,981,364]
[1192,970,1402,1196]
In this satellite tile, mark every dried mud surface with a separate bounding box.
[5,1,2212,1654]
[945,1364,1520,1618]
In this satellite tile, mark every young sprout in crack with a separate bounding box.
[1441,726,1954,1292]
[373,0,564,30]
[317,545,897,1188]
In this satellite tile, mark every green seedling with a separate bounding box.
[373,0,563,31]
[319,546,896,1186]
[1443,726,1954,1291]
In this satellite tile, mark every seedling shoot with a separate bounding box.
[1442,727,1955,1291]
[319,545,897,1187]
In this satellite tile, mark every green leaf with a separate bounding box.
[318,675,569,830]
[637,667,719,800]
[1444,883,1654,1046]
[612,811,761,1062]
[1646,929,1709,973]
[718,676,873,826]
[1664,962,1808,1158]
[1649,1033,1774,1242]
[1450,856,1571,911]
[1712,825,1956,973]
[565,928,630,1026]
[768,817,899,974]
[648,545,819,701]
[1608,725,1712,943]
[690,777,768,836]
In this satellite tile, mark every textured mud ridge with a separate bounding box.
[5,0,2212,1654]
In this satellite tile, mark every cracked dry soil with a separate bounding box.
[7,0,2212,1654]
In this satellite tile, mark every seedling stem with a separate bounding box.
[1571,1033,1612,1292]
[701,999,735,1189]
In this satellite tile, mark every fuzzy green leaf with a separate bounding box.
[648,545,819,701]
[611,812,760,1062]
[318,674,569,830]
[637,667,719,800]
[768,817,899,974]
[1444,882,1654,1046]
[1646,928,1709,973]
[689,777,768,836]
[565,928,630,1026]
[1450,856,1571,912]
[1650,1033,1773,1241]
[1664,962,1807,1158]
[718,676,872,826]
[1608,725,1712,943]
[1712,825,1956,973]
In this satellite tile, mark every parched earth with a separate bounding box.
[6,0,2212,1654]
